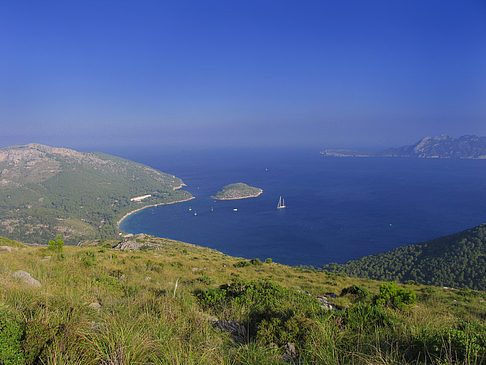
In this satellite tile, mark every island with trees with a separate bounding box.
[212,183,263,200]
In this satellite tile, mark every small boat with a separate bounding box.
[233,208,238,212]
[194,212,198,216]
[188,207,192,211]
[210,207,214,212]
[277,196,286,209]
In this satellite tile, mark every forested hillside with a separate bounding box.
[323,224,486,290]
[0,144,192,243]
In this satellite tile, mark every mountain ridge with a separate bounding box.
[322,134,486,159]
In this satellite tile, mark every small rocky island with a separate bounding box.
[212,183,263,200]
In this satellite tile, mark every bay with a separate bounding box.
[113,147,486,267]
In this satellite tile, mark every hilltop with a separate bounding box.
[322,134,486,159]
[323,224,486,290]
[0,235,484,364]
[211,182,263,200]
[0,144,192,244]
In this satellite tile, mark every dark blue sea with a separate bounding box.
[112,147,486,267]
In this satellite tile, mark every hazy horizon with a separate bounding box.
[2,1,485,150]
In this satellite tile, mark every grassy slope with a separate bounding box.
[0,236,485,364]
[323,224,486,291]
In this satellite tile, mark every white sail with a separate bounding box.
[277,196,286,209]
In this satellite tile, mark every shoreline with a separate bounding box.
[212,189,263,201]
[117,196,195,228]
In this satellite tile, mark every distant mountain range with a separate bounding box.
[0,143,192,243]
[323,224,486,290]
[322,135,486,159]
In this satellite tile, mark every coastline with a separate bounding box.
[117,196,195,228]
[212,189,263,201]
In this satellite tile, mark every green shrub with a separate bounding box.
[22,321,56,364]
[340,285,369,299]
[234,261,251,268]
[0,305,26,365]
[196,280,324,348]
[411,322,486,363]
[341,302,396,332]
[250,258,263,266]
[48,235,64,257]
[80,251,96,267]
[375,282,416,309]
[265,258,273,264]
[197,275,214,285]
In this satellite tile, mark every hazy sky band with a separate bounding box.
[1,0,485,149]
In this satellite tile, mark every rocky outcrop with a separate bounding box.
[0,246,18,252]
[12,270,41,287]
[112,236,161,250]
[213,320,247,343]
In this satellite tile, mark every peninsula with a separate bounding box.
[212,183,263,200]
[322,134,486,159]
[0,143,193,243]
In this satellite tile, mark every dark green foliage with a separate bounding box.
[0,305,26,365]
[340,285,369,299]
[375,282,416,309]
[340,302,396,332]
[264,258,272,264]
[323,224,486,290]
[410,321,486,363]
[249,258,263,266]
[196,280,324,348]
[22,321,55,364]
[234,260,251,268]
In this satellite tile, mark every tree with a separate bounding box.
[48,234,64,255]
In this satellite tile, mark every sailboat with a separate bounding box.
[277,196,286,209]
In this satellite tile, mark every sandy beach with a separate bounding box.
[117,196,195,228]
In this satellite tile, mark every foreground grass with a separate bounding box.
[0,236,485,364]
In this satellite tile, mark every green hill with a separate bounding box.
[323,224,486,290]
[212,182,262,200]
[0,144,192,244]
[0,235,484,364]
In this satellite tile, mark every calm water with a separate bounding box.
[115,147,486,267]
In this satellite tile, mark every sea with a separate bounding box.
[112,147,486,267]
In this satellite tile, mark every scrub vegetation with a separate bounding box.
[0,235,484,364]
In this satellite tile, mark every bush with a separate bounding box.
[341,302,396,332]
[0,305,26,365]
[80,251,96,267]
[340,285,369,299]
[265,258,273,264]
[234,261,250,268]
[375,282,416,309]
[195,280,324,348]
[48,234,64,255]
[23,321,56,364]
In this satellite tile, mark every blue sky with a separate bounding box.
[1,0,485,149]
